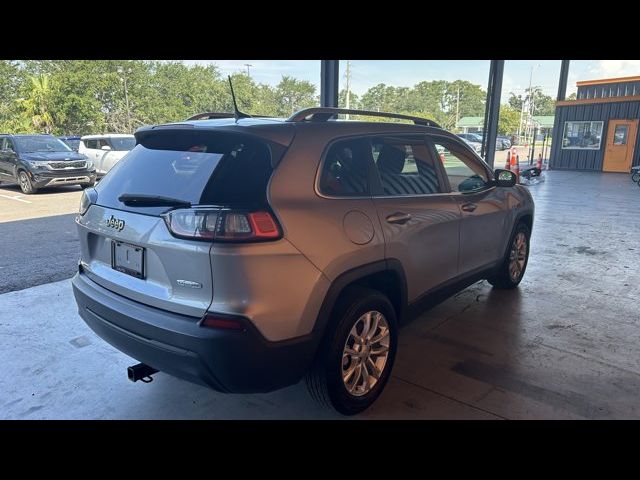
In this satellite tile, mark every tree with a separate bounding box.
[272,76,317,116]
[498,106,520,135]
[0,61,27,132]
[508,87,554,116]
[20,75,55,133]
[338,89,359,109]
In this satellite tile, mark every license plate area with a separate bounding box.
[111,240,145,279]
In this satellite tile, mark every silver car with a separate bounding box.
[72,107,534,415]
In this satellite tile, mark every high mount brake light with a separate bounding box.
[163,208,281,242]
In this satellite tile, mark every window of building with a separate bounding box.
[613,125,628,145]
[561,121,604,150]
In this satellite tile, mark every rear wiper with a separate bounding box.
[118,194,192,208]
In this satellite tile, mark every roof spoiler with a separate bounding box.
[185,112,275,121]
[286,107,441,128]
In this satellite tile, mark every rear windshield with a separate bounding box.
[95,130,273,215]
[110,137,136,151]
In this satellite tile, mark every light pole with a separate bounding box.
[517,63,541,141]
[117,66,132,133]
[244,63,253,78]
[344,60,351,120]
[525,63,541,141]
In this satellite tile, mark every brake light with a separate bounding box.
[163,208,282,242]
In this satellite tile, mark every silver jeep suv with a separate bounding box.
[72,108,534,415]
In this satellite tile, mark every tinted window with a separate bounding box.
[95,131,273,214]
[97,139,110,149]
[84,139,98,149]
[433,137,490,192]
[5,138,14,150]
[319,138,371,197]
[372,137,441,196]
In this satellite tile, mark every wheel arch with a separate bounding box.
[312,259,408,349]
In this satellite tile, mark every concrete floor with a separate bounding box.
[1,170,639,419]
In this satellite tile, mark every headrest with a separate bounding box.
[377,144,406,174]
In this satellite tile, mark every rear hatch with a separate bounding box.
[76,125,291,318]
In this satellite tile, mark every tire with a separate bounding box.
[306,286,398,415]
[80,181,95,189]
[487,222,531,289]
[632,171,640,183]
[18,170,37,195]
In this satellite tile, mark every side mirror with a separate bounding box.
[101,145,112,151]
[494,168,517,187]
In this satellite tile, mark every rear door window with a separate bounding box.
[95,130,273,215]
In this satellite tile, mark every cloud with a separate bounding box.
[589,60,640,77]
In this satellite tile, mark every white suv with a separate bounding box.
[79,134,136,177]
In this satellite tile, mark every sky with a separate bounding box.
[184,60,640,100]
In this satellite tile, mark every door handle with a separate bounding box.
[386,212,412,224]
[461,203,477,212]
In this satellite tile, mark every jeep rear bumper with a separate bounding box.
[71,272,316,393]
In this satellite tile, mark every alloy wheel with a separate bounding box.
[341,310,390,397]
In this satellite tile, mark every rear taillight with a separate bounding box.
[163,208,282,242]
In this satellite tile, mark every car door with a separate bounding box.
[370,134,462,303]
[431,134,509,275]
[0,137,9,180]
[0,138,18,182]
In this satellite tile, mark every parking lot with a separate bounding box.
[2,171,639,419]
[0,184,83,294]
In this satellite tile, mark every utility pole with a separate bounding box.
[345,60,351,120]
[244,64,253,78]
[455,85,460,131]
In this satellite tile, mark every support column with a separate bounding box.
[320,60,339,108]
[557,60,570,101]
[483,60,505,168]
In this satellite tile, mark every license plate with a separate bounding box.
[111,241,145,279]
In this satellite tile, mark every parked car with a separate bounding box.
[457,135,483,155]
[79,134,136,177]
[0,134,96,194]
[59,136,82,151]
[72,108,534,415]
[458,133,511,151]
[497,135,512,150]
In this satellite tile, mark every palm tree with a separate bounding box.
[20,75,55,133]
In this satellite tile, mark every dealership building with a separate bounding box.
[550,75,640,172]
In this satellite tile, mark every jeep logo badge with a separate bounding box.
[106,215,125,231]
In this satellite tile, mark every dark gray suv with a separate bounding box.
[72,108,534,415]
[0,134,96,193]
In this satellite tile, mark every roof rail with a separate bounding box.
[286,107,441,128]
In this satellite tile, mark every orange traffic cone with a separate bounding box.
[510,148,520,183]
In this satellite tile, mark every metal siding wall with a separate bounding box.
[551,99,640,171]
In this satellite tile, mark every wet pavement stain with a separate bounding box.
[69,336,91,348]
